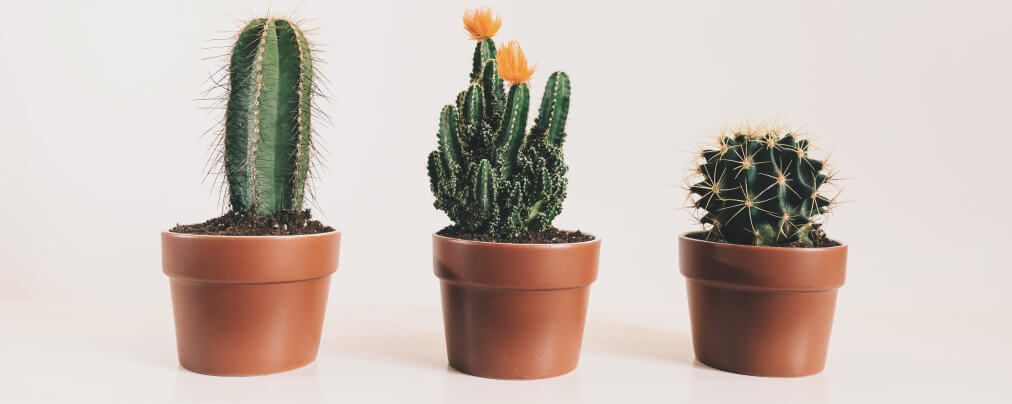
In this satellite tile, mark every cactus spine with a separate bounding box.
[690,124,837,246]
[427,9,573,238]
[224,18,314,216]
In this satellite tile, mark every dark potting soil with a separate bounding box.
[686,228,840,248]
[438,225,595,244]
[170,210,334,236]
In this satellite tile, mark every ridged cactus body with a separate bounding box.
[225,18,313,216]
[690,127,834,246]
[428,15,572,238]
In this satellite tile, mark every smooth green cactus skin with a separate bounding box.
[427,40,573,238]
[224,18,313,216]
[690,131,833,246]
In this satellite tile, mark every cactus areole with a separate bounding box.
[225,18,314,216]
[689,125,839,247]
[427,9,583,240]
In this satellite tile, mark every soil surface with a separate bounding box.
[170,210,333,236]
[438,225,595,244]
[686,228,840,248]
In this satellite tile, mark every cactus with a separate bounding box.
[689,124,837,247]
[427,9,573,238]
[223,18,314,216]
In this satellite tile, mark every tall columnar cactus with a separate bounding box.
[427,9,572,238]
[689,125,837,246]
[224,18,314,216]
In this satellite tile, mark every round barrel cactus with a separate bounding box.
[689,125,838,246]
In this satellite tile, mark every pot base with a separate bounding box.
[170,276,331,377]
[180,357,315,377]
[447,362,578,380]
[440,283,588,380]
[687,280,838,377]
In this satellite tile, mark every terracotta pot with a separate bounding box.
[679,234,847,377]
[161,231,340,376]
[433,234,600,379]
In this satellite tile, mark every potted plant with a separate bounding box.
[162,17,340,376]
[426,8,600,380]
[681,123,846,377]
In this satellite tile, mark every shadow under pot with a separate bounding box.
[433,234,600,380]
[161,231,341,376]
[679,234,847,377]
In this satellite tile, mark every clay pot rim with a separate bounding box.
[432,231,601,290]
[161,229,339,239]
[679,232,847,251]
[162,230,341,284]
[432,231,599,247]
[679,232,847,292]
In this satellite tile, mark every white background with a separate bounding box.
[1,0,1010,402]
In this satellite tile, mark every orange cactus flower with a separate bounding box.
[463,8,501,40]
[496,41,536,85]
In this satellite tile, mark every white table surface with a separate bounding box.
[2,298,1008,403]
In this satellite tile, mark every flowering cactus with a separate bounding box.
[427,8,573,238]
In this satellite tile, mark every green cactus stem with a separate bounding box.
[496,83,530,178]
[531,72,571,146]
[224,18,313,216]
